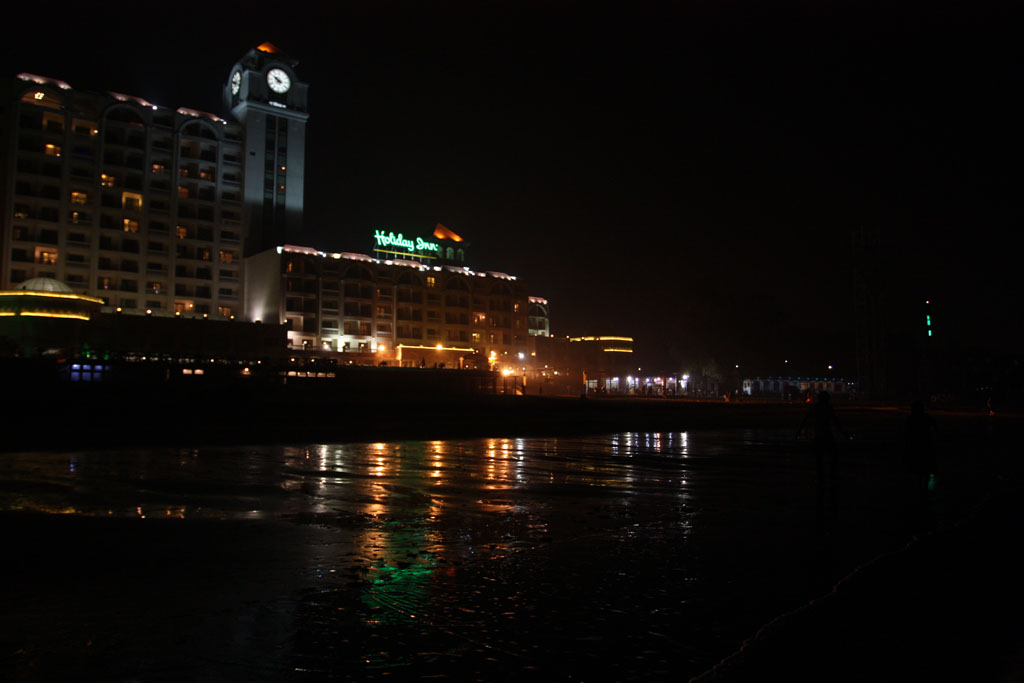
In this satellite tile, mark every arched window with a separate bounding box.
[105,105,145,125]
[445,276,469,291]
[180,120,220,140]
[344,265,372,281]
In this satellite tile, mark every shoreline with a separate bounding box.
[2,382,1011,453]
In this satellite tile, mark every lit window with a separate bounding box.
[426,276,436,288]
[101,173,115,187]
[35,247,59,264]
[176,226,188,240]
[122,192,142,211]
[151,163,165,174]
[177,186,189,199]
[123,218,139,233]
[219,250,233,264]
[44,143,61,157]
[34,92,44,100]
[218,306,232,317]
[71,191,88,205]
[200,249,211,261]
[149,282,163,294]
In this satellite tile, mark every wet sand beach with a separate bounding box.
[1,399,1022,681]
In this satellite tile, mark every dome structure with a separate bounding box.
[0,279,104,320]
[15,277,74,293]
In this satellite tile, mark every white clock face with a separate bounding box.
[267,68,291,94]
[230,71,241,95]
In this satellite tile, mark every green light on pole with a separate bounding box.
[926,314,932,337]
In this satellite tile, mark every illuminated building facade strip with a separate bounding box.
[245,246,535,363]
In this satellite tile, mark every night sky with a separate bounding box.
[5,1,1022,376]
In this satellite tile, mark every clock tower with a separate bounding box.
[225,43,309,256]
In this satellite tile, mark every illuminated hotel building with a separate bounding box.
[0,44,307,319]
[245,228,535,365]
[528,296,550,337]
[1,48,551,370]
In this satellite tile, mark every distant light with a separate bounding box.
[518,352,525,360]
[145,308,152,315]
[436,344,443,350]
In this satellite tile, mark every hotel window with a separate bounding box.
[35,247,59,264]
[101,173,115,187]
[218,250,234,264]
[177,186,190,199]
[151,163,166,174]
[44,143,61,157]
[71,191,88,205]
[122,192,143,210]
[176,225,188,240]
[98,277,112,290]
[426,276,436,288]
[123,218,139,233]
[42,112,65,134]
[72,119,95,136]
[148,281,163,294]
[218,306,232,317]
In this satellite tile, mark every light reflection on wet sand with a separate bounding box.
[0,429,966,681]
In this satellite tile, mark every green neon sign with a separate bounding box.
[374,230,440,255]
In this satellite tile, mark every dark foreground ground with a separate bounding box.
[1,393,1022,681]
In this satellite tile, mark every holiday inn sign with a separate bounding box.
[373,230,440,259]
